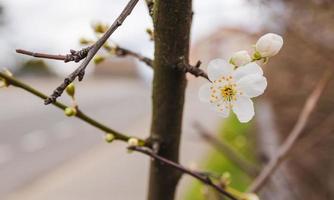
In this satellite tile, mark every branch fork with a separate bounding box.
[175,59,209,80]
[16,0,140,105]
[64,47,92,63]
[129,145,238,200]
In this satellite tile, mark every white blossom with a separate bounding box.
[230,50,252,67]
[199,59,267,123]
[128,138,139,146]
[255,33,283,57]
[242,193,260,200]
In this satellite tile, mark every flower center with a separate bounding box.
[221,85,236,102]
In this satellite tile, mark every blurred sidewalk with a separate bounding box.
[5,115,151,200]
[4,77,221,200]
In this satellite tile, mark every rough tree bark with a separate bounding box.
[148,1,192,200]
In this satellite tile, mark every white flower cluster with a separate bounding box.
[199,33,283,123]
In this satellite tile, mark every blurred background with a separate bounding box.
[0,0,333,199]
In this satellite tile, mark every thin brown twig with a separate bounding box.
[94,31,153,67]
[113,46,153,67]
[106,44,208,79]
[248,69,333,192]
[194,122,260,177]
[16,49,67,61]
[0,71,145,144]
[17,43,153,68]
[16,46,93,63]
[128,146,238,200]
[18,47,208,88]
[291,111,334,158]
[111,46,209,80]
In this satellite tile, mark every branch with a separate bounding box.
[45,0,139,104]
[176,61,209,80]
[128,146,238,200]
[113,45,153,67]
[292,111,334,157]
[248,69,333,192]
[16,47,92,63]
[194,123,260,177]
[17,43,153,69]
[110,46,211,77]
[108,45,210,79]
[0,71,144,144]
[16,0,139,105]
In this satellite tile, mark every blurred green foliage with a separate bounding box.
[184,115,257,200]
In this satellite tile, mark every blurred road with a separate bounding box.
[0,77,151,198]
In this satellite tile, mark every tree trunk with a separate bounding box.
[148,1,192,200]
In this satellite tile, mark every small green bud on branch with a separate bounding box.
[105,133,115,143]
[0,69,13,88]
[66,83,75,97]
[146,28,154,41]
[64,107,77,117]
[93,55,106,65]
[219,172,232,187]
[128,138,139,146]
[92,22,109,34]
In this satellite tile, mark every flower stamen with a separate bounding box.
[221,84,237,102]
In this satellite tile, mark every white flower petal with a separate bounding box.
[233,62,263,81]
[237,74,267,98]
[198,83,211,103]
[232,96,254,123]
[211,101,230,118]
[207,59,234,81]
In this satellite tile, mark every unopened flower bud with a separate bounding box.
[64,107,77,117]
[220,172,232,187]
[79,38,93,45]
[105,133,115,143]
[93,23,109,34]
[128,138,139,146]
[4,69,13,77]
[146,28,154,41]
[109,47,118,55]
[242,193,260,200]
[94,55,105,65]
[255,33,283,57]
[66,83,75,97]
[230,50,251,67]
